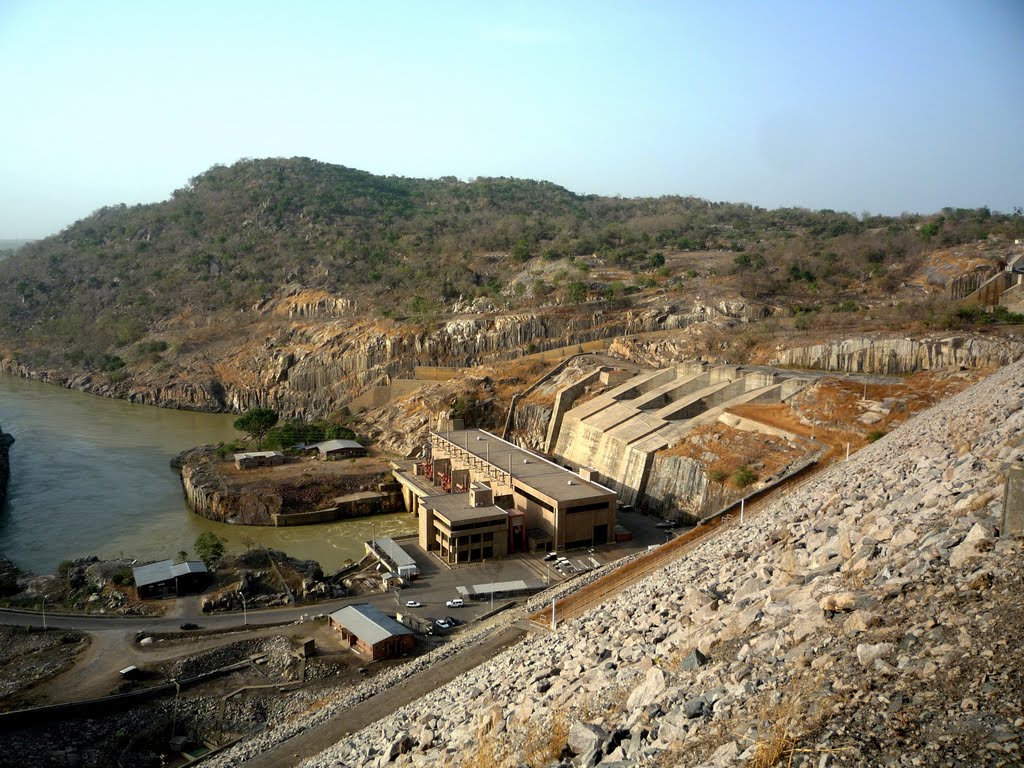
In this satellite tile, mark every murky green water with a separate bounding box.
[0,373,414,574]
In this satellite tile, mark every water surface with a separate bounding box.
[0,373,413,573]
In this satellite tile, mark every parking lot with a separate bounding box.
[381,508,684,630]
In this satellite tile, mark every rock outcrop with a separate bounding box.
[776,334,1024,374]
[1,301,755,420]
[177,447,397,526]
[0,425,12,507]
[211,356,1024,767]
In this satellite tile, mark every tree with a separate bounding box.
[234,407,278,449]
[194,532,227,568]
[176,549,189,563]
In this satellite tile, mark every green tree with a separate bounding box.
[194,532,227,568]
[565,280,587,304]
[234,407,279,449]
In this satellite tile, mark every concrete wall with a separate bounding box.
[544,369,604,453]
[1002,463,1024,535]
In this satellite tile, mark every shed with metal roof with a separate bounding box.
[328,603,416,660]
[132,559,209,599]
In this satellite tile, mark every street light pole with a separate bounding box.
[238,592,247,626]
[41,595,47,630]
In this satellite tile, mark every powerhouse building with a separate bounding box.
[392,428,616,561]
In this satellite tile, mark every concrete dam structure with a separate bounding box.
[550,362,809,508]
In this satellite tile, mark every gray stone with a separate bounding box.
[683,695,710,718]
[626,665,666,710]
[568,721,608,756]
[680,648,709,671]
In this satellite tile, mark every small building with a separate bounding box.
[133,559,209,600]
[365,536,420,579]
[233,451,285,470]
[329,604,416,660]
[314,439,367,460]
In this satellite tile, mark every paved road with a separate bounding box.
[0,592,403,633]
[240,624,527,768]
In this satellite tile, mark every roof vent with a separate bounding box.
[476,436,483,441]
[523,458,530,464]
[567,480,575,486]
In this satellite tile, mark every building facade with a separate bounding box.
[393,428,616,557]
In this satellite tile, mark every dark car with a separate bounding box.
[444,616,461,627]
[179,622,200,631]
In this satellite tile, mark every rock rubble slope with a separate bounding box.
[310,360,1023,767]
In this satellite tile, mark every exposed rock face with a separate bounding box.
[176,447,395,526]
[643,454,710,518]
[0,425,12,507]
[208,356,1024,768]
[0,302,754,420]
[776,334,1024,374]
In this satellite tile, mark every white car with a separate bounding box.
[405,600,422,608]
[446,598,464,608]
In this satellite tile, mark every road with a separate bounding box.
[240,624,527,768]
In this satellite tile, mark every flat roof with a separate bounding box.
[233,451,283,460]
[422,494,509,524]
[329,604,413,645]
[132,559,208,588]
[432,429,615,503]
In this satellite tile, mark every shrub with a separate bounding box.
[866,430,887,443]
[708,469,728,484]
[733,465,757,489]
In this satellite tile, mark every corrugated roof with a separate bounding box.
[457,578,545,597]
[315,439,363,453]
[132,559,208,588]
[370,537,418,570]
[329,604,412,645]
[233,451,283,460]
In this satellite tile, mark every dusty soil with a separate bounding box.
[219,454,395,488]
[728,369,987,463]
[0,627,90,709]
[660,422,812,490]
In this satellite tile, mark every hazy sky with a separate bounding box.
[1,1,1022,238]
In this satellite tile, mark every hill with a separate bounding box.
[0,157,1020,411]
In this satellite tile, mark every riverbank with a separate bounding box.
[0,425,12,507]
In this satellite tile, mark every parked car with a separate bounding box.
[405,600,423,608]
[543,552,558,561]
[444,616,461,627]
[446,598,464,608]
[435,619,452,630]
[179,623,200,631]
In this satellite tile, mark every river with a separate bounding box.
[0,373,414,574]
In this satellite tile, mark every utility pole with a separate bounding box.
[238,592,247,626]
[41,595,47,630]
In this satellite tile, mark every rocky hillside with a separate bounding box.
[218,357,1023,767]
[0,157,1020,423]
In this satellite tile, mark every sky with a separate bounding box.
[1,0,1022,238]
